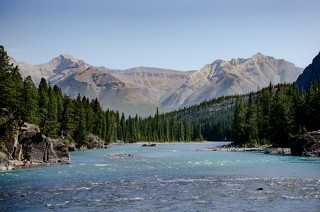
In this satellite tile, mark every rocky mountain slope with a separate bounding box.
[98,67,194,106]
[297,51,320,90]
[163,53,303,109]
[13,53,303,116]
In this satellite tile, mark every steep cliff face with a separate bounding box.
[297,52,320,90]
[0,109,70,171]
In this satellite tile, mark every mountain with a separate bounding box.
[13,53,303,116]
[13,55,159,117]
[162,53,303,109]
[11,54,90,85]
[297,51,320,90]
[98,67,194,106]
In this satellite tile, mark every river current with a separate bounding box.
[1,142,320,211]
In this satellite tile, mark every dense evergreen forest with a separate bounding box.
[1,45,319,148]
[233,82,320,147]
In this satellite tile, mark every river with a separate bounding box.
[0,142,319,211]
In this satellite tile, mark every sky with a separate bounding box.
[1,0,320,71]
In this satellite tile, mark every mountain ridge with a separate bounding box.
[12,53,303,116]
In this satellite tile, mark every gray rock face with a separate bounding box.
[19,125,70,163]
[291,130,320,157]
[87,134,105,149]
[0,152,13,171]
[0,110,70,171]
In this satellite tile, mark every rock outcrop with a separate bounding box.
[291,130,320,157]
[0,152,13,171]
[0,109,70,171]
[18,123,70,163]
[87,134,105,149]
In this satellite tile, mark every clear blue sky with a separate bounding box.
[1,0,319,70]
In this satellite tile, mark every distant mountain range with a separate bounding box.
[12,53,303,117]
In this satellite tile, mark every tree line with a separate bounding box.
[232,82,320,147]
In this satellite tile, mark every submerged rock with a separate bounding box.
[291,130,320,157]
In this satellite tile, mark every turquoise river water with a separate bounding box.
[0,142,320,211]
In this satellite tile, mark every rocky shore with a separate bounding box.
[204,143,291,155]
[0,109,70,171]
[0,122,71,171]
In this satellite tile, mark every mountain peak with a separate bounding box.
[55,54,80,63]
[48,54,91,70]
[60,54,78,60]
[251,52,267,60]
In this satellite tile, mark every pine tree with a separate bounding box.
[305,81,320,131]
[42,86,59,137]
[53,85,64,125]
[73,94,87,147]
[0,45,23,115]
[119,112,127,142]
[21,76,39,124]
[60,96,75,139]
[83,97,94,133]
[245,93,258,145]
[38,78,49,129]
[269,92,294,147]
[232,97,246,145]
[257,90,271,143]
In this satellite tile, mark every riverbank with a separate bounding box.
[203,143,291,155]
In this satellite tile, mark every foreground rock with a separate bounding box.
[0,109,70,171]
[18,123,70,164]
[291,130,320,157]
